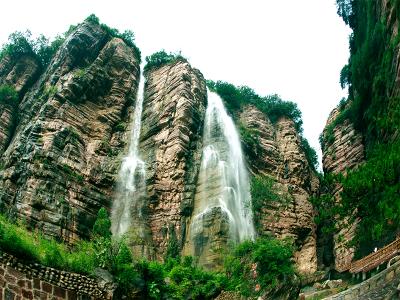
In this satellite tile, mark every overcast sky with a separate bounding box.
[0,0,351,168]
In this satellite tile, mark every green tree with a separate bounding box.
[92,207,112,239]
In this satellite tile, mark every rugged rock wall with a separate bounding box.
[0,21,140,242]
[0,54,40,155]
[140,60,207,259]
[240,105,319,274]
[320,106,365,272]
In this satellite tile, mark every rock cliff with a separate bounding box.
[0,54,40,154]
[0,19,321,277]
[140,60,207,259]
[0,21,140,242]
[320,106,365,272]
[240,105,319,274]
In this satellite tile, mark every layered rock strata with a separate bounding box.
[0,54,40,154]
[321,107,365,272]
[140,60,207,258]
[240,105,319,274]
[0,21,140,242]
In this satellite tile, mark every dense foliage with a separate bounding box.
[0,85,18,107]
[224,238,297,298]
[0,30,64,69]
[317,0,400,255]
[144,50,185,72]
[0,208,297,299]
[207,80,318,170]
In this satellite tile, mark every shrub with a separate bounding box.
[0,30,63,69]
[224,237,296,297]
[0,85,18,107]
[144,50,185,72]
[92,207,112,239]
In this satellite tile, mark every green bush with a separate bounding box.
[144,50,185,72]
[0,85,18,107]
[224,237,296,297]
[0,30,63,69]
[92,207,112,239]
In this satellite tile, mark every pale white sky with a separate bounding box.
[0,0,351,168]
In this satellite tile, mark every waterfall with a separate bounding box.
[111,68,146,237]
[190,88,255,245]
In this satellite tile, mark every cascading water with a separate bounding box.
[189,88,255,245]
[111,69,146,237]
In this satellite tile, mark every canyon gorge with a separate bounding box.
[0,0,400,298]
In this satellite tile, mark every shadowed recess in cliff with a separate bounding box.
[186,89,255,265]
[111,66,146,237]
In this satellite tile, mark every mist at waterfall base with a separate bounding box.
[111,74,255,250]
[111,70,146,237]
[189,89,255,244]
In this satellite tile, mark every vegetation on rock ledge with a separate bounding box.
[317,0,400,257]
[144,50,186,72]
[207,80,318,171]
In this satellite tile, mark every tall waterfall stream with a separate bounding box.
[111,69,146,237]
[189,88,255,244]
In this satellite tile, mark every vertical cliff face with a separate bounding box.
[140,60,207,258]
[240,105,319,274]
[320,106,365,272]
[0,54,40,154]
[0,21,140,242]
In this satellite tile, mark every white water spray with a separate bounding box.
[190,89,255,243]
[111,69,146,237]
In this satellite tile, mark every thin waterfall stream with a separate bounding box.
[189,88,255,245]
[111,67,146,237]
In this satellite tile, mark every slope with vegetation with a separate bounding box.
[317,0,400,263]
[0,208,297,299]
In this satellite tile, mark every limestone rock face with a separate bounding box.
[0,54,40,154]
[0,21,140,242]
[321,107,365,272]
[140,60,207,258]
[240,105,319,274]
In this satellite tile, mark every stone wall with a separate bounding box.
[324,261,400,300]
[0,252,111,300]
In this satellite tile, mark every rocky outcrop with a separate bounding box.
[321,106,365,272]
[0,54,40,154]
[0,21,140,242]
[140,60,207,259]
[240,105,319,274]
